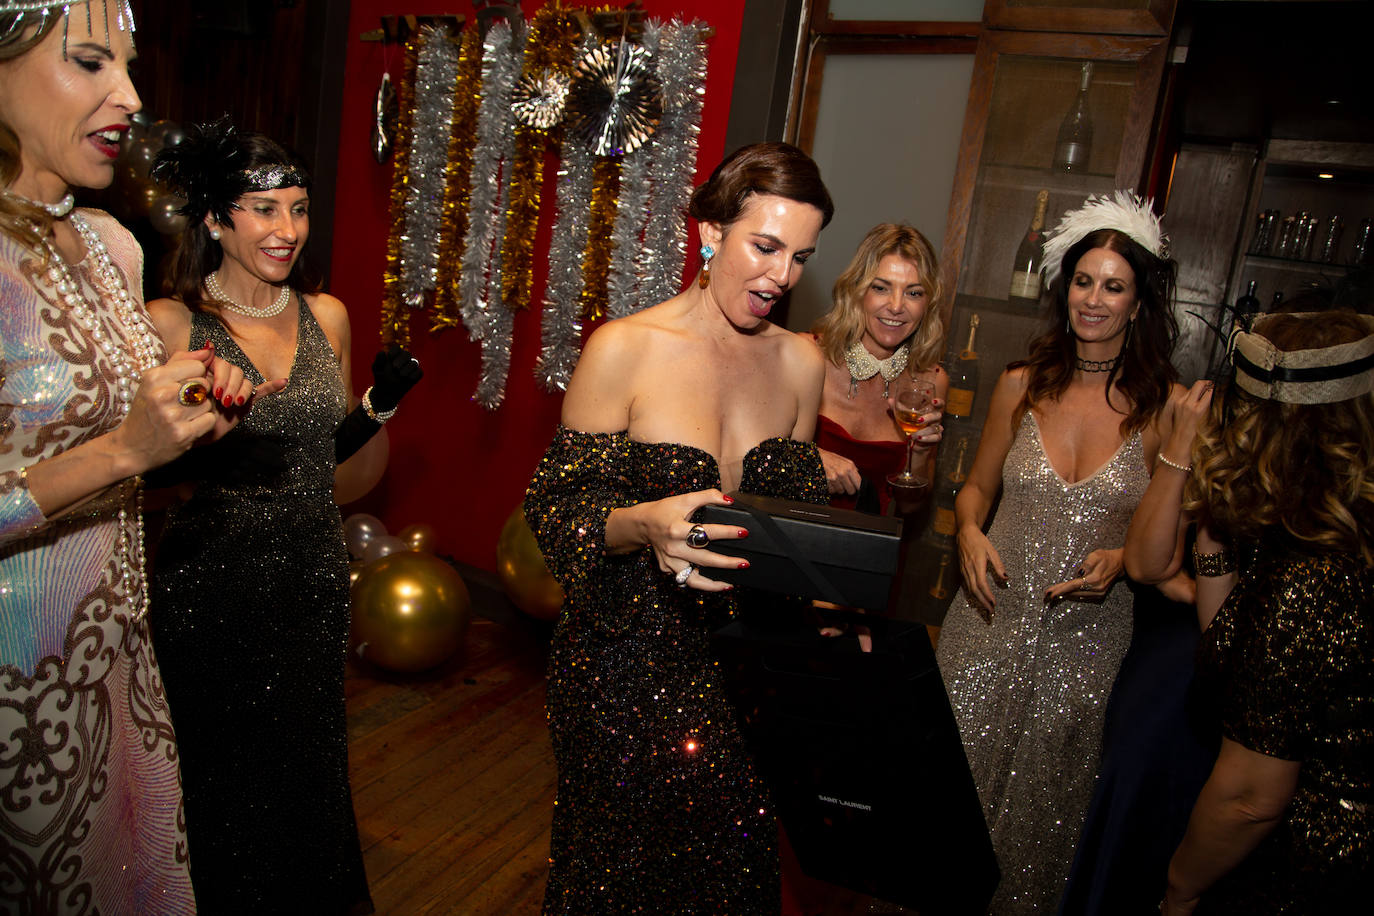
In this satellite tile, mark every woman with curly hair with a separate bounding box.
[1125,308,1373,915]
[935,193,1188,912]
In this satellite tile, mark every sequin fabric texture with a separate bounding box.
[0,211,194,913]
[936,414,1148,914]
[525,427,826,915]
[150,302,372,914]
[1194,545,1372,913]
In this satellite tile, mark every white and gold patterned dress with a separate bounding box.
[936,413,1148,914]
[0,210,195,914]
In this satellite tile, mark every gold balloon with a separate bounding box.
[349,559,367,587]
[351,552,471,673]
[398,522,437,553]
[496,506,564,621]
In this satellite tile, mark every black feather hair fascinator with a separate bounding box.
[151,116,311,227]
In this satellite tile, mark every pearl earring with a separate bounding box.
[210,227,221,240]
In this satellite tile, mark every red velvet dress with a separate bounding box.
[815,414,908,516]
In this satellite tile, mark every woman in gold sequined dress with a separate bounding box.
[935,193,1188,913]
[525,143,832,915]
[1127,309,1373,915]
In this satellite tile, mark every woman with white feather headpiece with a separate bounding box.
[935,191,1197,912]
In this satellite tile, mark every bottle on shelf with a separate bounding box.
[1052,62,1094,173]
[1270,290,1285,310]
[946,314,981,423]
[931,436,971,550]
[1009,190,1050,307]
[1234,280,1260,319]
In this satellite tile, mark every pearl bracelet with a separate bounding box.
[1156,452,1192,474]
[361,386,398,423]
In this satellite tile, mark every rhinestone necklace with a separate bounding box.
[1074,354,1123,373]
[844,339,908,398]
[205,270,291,318]
[40,212,162,621]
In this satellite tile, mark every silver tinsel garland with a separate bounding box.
[606,22,660,320]
[458,21,524,409]
[640,20,707,307]
[398,25,460,309]
[535,36,601,392]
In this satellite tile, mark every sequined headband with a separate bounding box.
[240,165,310,192]
[1041,190,1169,287]
[0,0,135,57]
[1229,312,1374,405]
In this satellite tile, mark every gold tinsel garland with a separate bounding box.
[579,156,621,321]
[500,4,583,312]
[431,26,484,331]
[379,38,420,346]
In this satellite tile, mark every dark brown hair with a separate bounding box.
[1013,228,1179,434]
[688,142,833,229]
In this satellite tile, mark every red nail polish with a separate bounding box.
[235,395,246,406]
[205,340,214,350]
[722,584,734,591]
[737,561,750,570]
[722,495,734,504]
[214,386,223,399]
[737,529,749,538]
[222,396,232,407]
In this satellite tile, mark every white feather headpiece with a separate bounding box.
[1041,190,1168,287]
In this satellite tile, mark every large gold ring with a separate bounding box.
[177,379,209,407]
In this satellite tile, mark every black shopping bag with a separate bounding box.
[713,613,998,914]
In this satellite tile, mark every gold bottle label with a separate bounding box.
[946,387,974,417]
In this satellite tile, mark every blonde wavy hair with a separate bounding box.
[1186,309,1374,564]
[0,10,62,253]
[811,223,945,373]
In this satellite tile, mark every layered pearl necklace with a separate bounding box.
[40,212,162,622]
[205,270,290,318]
[3,188,75,218]
[844,339,908,398]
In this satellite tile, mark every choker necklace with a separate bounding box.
[205,271,291,318]
[5,189,76,218]
[844,339,908,398]
[1075,354,1122,373]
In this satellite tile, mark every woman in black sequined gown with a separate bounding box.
[141,123,419,914]
[1126,309,1373,915]
[525,143,834,915]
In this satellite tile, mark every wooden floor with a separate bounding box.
[345,573,900,915]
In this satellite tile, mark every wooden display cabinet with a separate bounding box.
[984,0,1176,38]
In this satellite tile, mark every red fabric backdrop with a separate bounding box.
[330,0,746,572]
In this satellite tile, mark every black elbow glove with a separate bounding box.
[334,344,423,464]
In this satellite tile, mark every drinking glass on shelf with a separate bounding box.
[887,377,937,490]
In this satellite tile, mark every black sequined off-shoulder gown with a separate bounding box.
[525,427,828,915]
[150,300,372,915]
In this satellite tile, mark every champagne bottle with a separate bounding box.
[1235,280,1260,319]
[931,436,971,548]
[1053,62,1094,173]
[1009,190,1050,305]
[927,551,953,602]
[946,314,980,422]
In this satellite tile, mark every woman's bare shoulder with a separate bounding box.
[146,297,193,351]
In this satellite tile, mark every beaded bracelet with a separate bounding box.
[1192,543,1236,577]
[361,386,398,423]
[1157,452,1192,474]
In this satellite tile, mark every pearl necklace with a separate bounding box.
[844,339,908,398]
[4,189,75,218]
[40,212,162,622]
[205,270,291,318]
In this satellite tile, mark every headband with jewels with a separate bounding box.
[1227,311,1374,405]
[151,116,310,228]
[1040,190,1169,287]
[0,0,135,56]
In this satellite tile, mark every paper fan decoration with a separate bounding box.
[568,41,661,157]
[511,70,571,130]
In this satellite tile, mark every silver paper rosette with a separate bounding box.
[511,70,571,130]
[568,41,661,157]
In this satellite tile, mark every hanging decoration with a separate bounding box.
[459,20,525,409]
[501,4,583,314]
[379,36,420,346]
[371,72,398,163]
[431,26,484,331]
[380,7,713,409]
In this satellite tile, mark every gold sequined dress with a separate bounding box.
[936,414,1148,914]
[150,302,371,914]
[525,427,827,916]
[1195,543,1372,914]
[0,211,195,914]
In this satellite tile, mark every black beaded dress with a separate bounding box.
[1194,543,1372,914]
[150,300,372,914]
[525,427,827,916]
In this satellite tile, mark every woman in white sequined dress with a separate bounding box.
[0,3,260,911]
[935,193,1187,913]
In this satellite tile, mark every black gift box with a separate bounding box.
[693,493,902,611]
[712,614,999,913]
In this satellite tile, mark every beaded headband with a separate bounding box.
[1229,312,1374,405]
[1041,190,1169,287]
[0,0,135,57]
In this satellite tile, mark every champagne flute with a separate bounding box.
[888,377,937,489]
